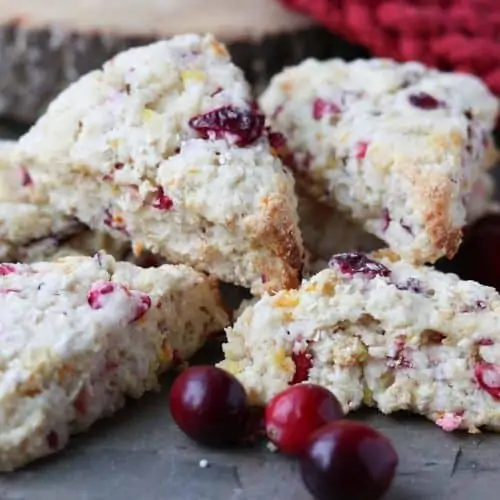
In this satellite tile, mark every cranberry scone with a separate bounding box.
[15,34,303,294]
[0,253,228,471]
[260,58,499,264]
[0,140,129,262]
[299,171,498,275]
[219,250,500,433]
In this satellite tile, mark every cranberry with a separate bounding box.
[355,141,369,159]
[436,215,500,292]
[265,384,343,455]
[478,338,494,346]
[87,282,151,322]
[152,187,174,210]
[0,264,16,276]
[169,366,248,447]
[19,166,33,186]
[46,431,59,450]
[300,421,398,500]
[188,106,265,147]
[381,208,391,231]
[329,253,391,279]
[395,277,425,294]
[291,350,313,384]
[408,92,444,110]
[88,282,115,309]
[474,362,500,400]
[132,294,152,322]
[313,98,341,120]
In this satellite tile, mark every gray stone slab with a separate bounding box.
[1,124,500,499]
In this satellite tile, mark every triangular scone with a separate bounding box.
[260,58,498,264]
[0,140,129,262]
[16,34,303,294]
[219,250,500,433]
[299,172,498,275]
[0,253,229,471]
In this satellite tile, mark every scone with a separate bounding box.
[260,58,499,264]
[300,171,499,274]
[16,34,303,295]
[0,253,229,471]
[219,250,500,433]
[0,140,129,262]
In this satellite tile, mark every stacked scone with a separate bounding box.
[0,33,305,470]
[2,34,500,470]
[220,58,500,434]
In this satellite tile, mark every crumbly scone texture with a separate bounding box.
[16,34,303,295]
[0,253,229,471]
[298,171,497,275]
[260,58,498,264]
[0,139,130,262]
[219,249,500,433]
[297,189,383,275]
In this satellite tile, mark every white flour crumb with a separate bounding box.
[199,459,209,468]
[266,441,278,453]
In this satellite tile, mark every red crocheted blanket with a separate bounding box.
[279,0,500,97]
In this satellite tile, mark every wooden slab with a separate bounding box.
[0,126,499,499]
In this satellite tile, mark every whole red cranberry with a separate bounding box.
[169,366,248,447]
[265,384,343,455]
[300,421,398,500]
[436,214,500,291]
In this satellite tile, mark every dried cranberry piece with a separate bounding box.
[88,282,116,309]
[312,98,341,120]
[354,141,369,159]
[474,362,500,400]
[395,277,425,294]
[74,386,89,414]
[132,294,152,322]
[188,106,265,147]
[387,339,413,369]
[408,92,444,110]
[290,350,313,385]
[46,431,59,450]
[381,208,391,232]
[478,338,494,346]
[152,187,174,210]
[19,166,33,186]
[0,264,16,276]
[329,253,391,279]
[87,281,151,322]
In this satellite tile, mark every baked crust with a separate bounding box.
[260,58,499,264]
[15,34,303,294]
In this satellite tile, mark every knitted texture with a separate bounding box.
[279,0,500,97]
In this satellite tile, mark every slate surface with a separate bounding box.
[1,124,500,500]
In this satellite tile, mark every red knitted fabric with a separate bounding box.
[279,0,500,96]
